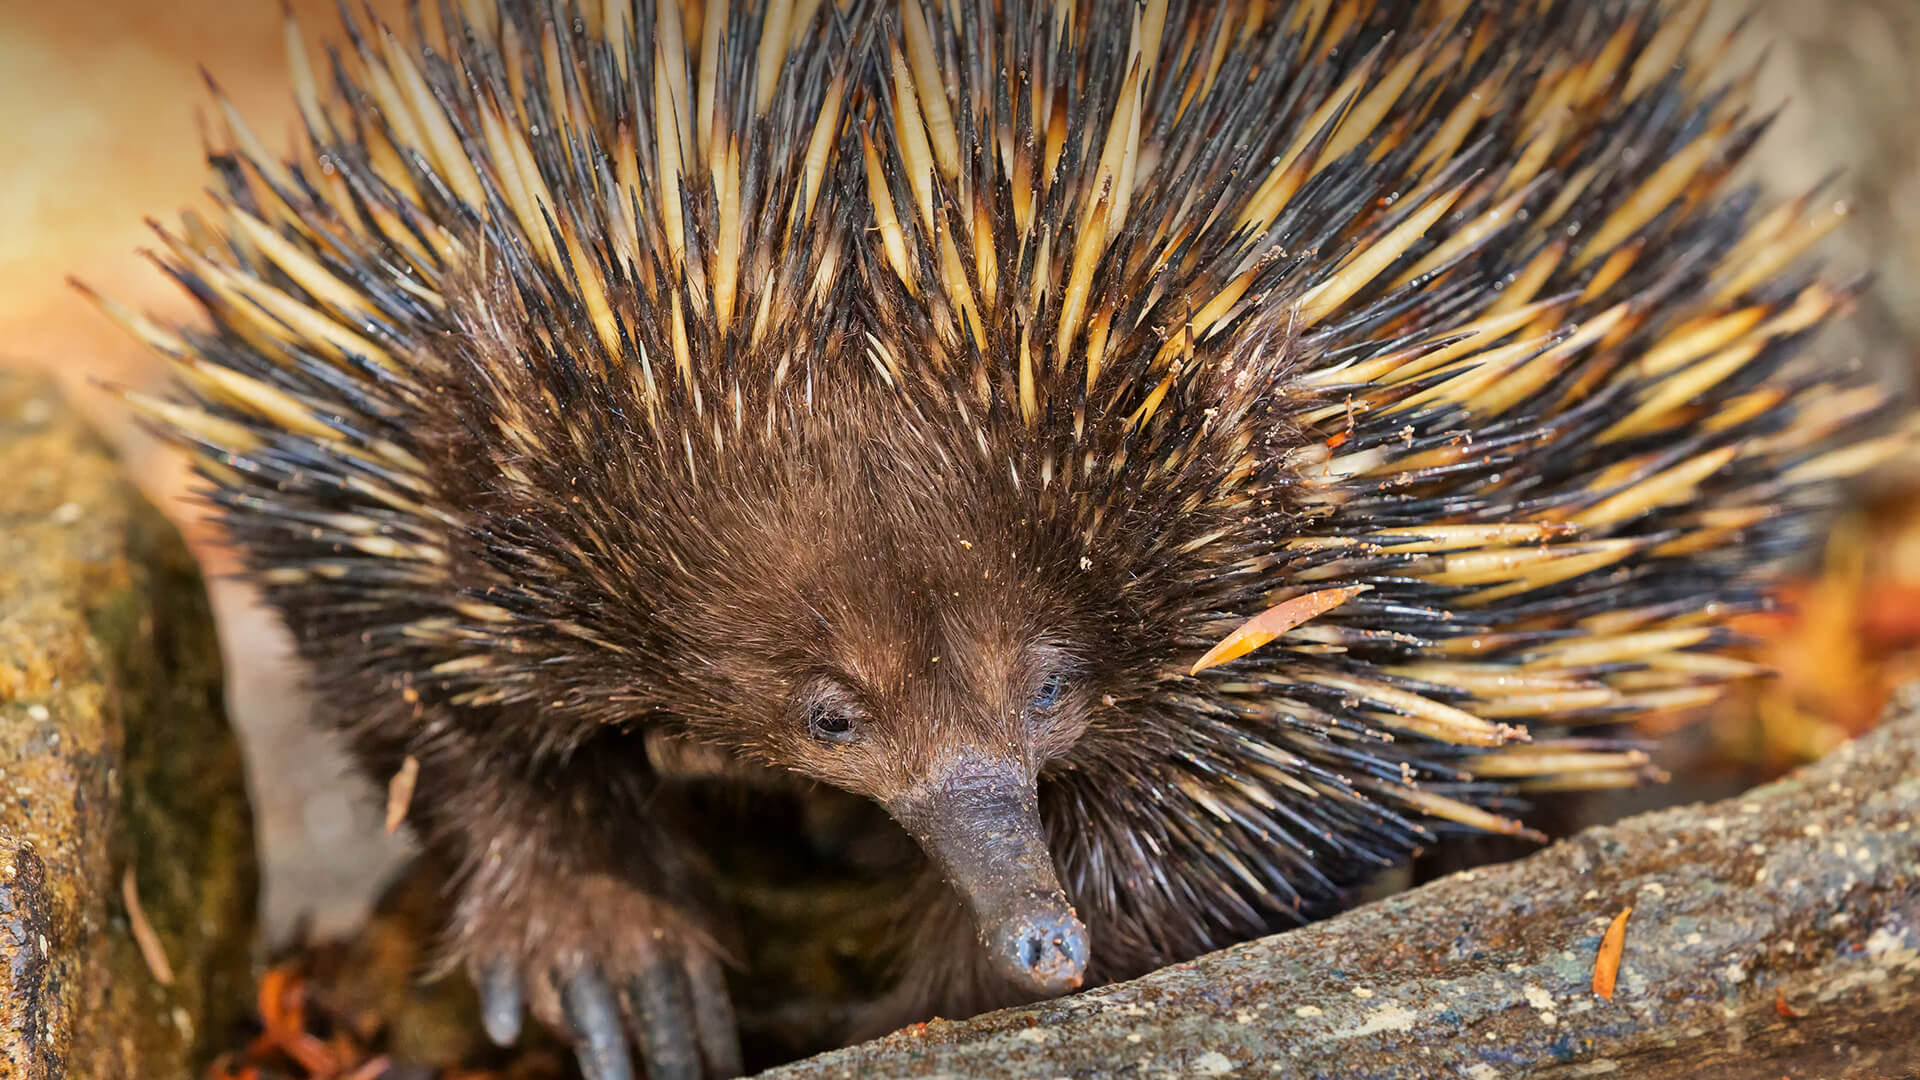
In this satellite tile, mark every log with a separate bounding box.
[762,688,1920,1080]
[0,369,258,1079]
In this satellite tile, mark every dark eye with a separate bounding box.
[1029,672,1068,714]
[806,701,862,745]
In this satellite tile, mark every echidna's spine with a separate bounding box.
[85,0,1913,989]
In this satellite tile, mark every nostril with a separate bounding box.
[1055,921,1087,969]
[994,908,1090,995]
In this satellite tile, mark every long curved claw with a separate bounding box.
[458,895,740,1078]
[684,948,744,1079]
[564,968,635,1080]
[479,958,524,1047]
[627,957,702,1080]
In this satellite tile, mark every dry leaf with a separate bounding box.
[385,755,420,834]
[122,867,175,987]
[1593,906,1632,1000]
[1190,585,1371,675]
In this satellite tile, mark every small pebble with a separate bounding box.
[1193,1050,1234,1076]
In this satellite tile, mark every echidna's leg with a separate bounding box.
[346,705,743,1079]
[445,777,739,1080]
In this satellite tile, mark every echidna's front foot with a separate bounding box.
[460,882,741,1080]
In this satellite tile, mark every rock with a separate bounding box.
[761,687,1920,1080]
[0,368,257,1079]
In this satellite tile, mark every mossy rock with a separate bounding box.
[0,368,258,1078]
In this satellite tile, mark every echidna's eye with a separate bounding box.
[1028,672,1067,715]
[806,702,862,745]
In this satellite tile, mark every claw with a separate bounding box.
[479,959,523,1047]
[564,968,634,1080]
[628,958,701,1080]
[684,949,744,1079]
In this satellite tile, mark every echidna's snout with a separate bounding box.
[987,901,1089,996]
[887,757,1090,997]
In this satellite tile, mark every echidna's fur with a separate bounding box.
[94,0,1910,1073]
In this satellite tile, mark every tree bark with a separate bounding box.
[762,688,1920,1080]
[0,369,258,1079]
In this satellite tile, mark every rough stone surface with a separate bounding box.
[0,368,258,1079]
[761,690,1920,1080]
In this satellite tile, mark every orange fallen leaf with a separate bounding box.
[343,1057,393,1080]
[1593,906,1632,1001]
[1775,987,1803,1018]
[1861,586,1920,643]
[206,1063,260,1080]
[256,966,302,1040]
[1190,585,1371,675]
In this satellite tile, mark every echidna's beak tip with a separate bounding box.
[989,904,1090,996]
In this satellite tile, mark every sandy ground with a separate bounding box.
[1,0,1915,943]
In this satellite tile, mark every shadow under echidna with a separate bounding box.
[81,0,1914,1076]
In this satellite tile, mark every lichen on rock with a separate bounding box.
[0,368,257,1079]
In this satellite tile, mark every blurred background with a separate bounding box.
[3,0,1918,947]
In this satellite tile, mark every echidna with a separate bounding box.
[86,0,1911,1076]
